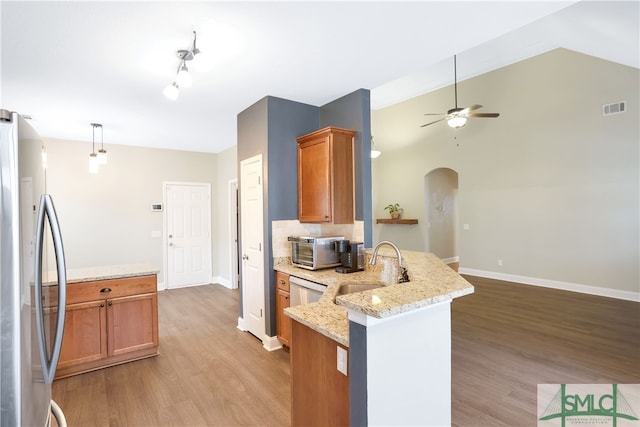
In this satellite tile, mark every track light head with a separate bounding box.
[163,82,179,100]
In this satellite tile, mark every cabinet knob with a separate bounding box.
[100,288,112,293]
[279,280,285,284]
[285,296,289,300]
[108,302,113,307]
[100,303,105,308]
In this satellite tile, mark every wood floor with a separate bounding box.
[53,277,639,427]
[451,276,640,426]
[52,285,291,426]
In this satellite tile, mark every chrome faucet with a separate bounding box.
[369,240,410,283]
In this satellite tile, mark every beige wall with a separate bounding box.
[372,49,639,295]
[45,138,218,286]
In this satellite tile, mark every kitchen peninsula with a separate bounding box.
[278,249,473,426]
[52,264,159,379]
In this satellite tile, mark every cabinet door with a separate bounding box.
[58,300,107,368]
[298,136,331,222]
[291,321,349,426]
[107,293,158,357]
[276,288,291,347]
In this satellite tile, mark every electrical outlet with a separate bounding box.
[337,346,348,376]
[463,224,470,230]
[498,259,503,266]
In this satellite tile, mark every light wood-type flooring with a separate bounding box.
[53,276,639,426]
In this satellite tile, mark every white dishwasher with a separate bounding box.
[289,276,327,306]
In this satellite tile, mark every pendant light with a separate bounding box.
[370,136,381,158]
[96,123,107,164]
[89,123,102,173]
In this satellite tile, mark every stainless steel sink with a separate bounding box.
[336,283,385,296]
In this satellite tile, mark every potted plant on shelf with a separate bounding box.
[384,203,404,219]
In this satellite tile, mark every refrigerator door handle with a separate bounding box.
[34,194,67,384]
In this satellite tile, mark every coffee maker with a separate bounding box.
[335,240,365,274]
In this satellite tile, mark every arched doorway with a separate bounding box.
[424,168,459,263]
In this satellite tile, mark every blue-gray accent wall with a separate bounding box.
[237,89,372,337]
[320,88,372,246]
[349,321,368,426]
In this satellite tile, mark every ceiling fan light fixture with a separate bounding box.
[420,55,500,129]
[447,116,467,128]
[163,82,179,100]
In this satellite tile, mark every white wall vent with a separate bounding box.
[603,101,626,116]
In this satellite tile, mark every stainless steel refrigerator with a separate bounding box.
[0,109,67,426]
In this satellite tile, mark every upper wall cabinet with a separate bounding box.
[297,126,356,224]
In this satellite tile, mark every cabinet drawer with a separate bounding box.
[67,275,157,304]
[276,271,290,292]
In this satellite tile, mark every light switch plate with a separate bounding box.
[337,346,348,376]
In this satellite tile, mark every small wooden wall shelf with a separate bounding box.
[376,218,418,224]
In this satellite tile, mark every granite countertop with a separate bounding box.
[45,263,159,285]
[280,249,474,347]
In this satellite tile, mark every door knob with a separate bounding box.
[168,234,173,238]
[242,254,249,260]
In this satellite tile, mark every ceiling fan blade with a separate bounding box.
[460,104,483,114]
[420,117,446,127]
[423,113,446,116]
[467,113,500,118]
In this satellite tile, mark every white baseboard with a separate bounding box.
[458,267,640,302]
[441,256,460,265]
[163,281,210,290]
[262,335,283,352]
[211,276,234,289]
[236,318,282,352]
[237,317,247,332]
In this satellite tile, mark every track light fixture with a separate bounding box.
[163,30,203,100]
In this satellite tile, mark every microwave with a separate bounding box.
[288,236,344,270]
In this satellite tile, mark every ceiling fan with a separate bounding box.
[421,55,500,129]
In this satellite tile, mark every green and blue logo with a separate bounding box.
[538,384,639,426]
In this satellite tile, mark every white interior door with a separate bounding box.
[240,155,265,340]
[166,183,211,288]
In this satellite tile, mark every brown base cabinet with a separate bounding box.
[55,274,159,379]
[275,271,291,347]
[291,320,349,426]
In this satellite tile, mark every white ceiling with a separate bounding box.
[1,1,637,154]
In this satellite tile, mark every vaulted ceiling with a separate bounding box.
[1,1,637,154]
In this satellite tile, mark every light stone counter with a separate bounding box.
[279,249,473,347]
[45,263,159,285]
